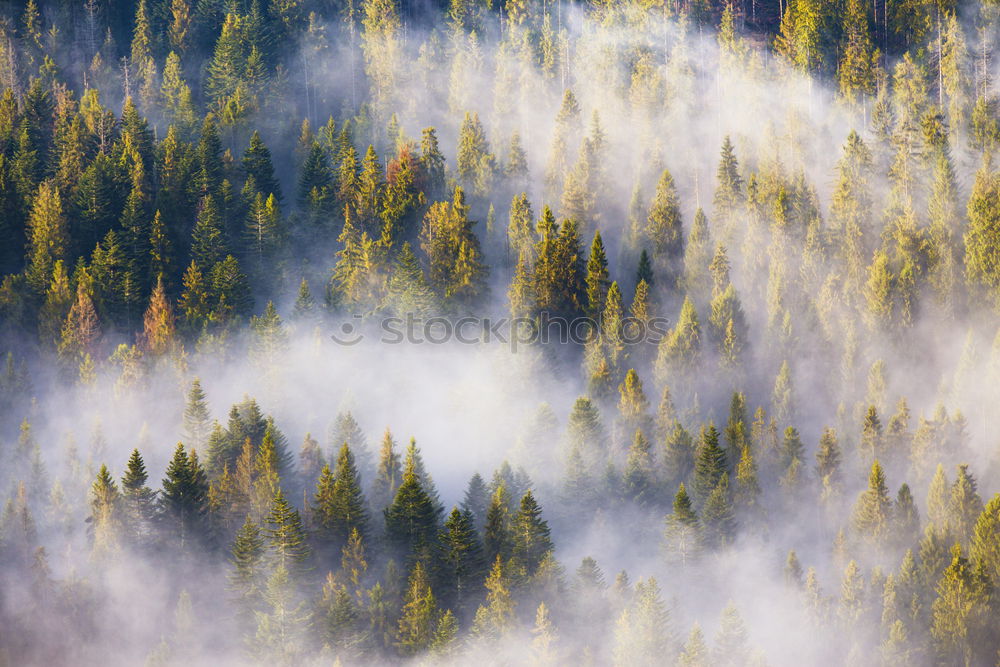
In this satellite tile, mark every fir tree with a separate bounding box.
[694,424,727,504]
[664,484,701,565]
[264,488,311,579]
[159,443,209,551]
[121,449,156,546]
[230,516,266,627]
[395,561,437,655]
[384,456,440,561]
[512,491,553,575]
[852,460,892,546]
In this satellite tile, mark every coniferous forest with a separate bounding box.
[4,0,1000,664]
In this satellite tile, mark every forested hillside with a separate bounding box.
[2,0,1000,664]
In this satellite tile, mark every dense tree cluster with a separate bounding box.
[2,0,1000,665]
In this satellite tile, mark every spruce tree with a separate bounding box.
[483,484,513,565]
[645,169,684,285]
[264,488,311,579]
[395,561,437,655]
[384,457,440,561]
[90,464,122,557]
[230,516,266,627]
[460,473,489,531]
[852,460,892,546]
[585,230,610,317]
[159,443,209,551]
[693,424,727,504]
[664,484,701,565]
[313,443,368,555]
[702,474,737,547]
[512,491,553,575]
[437,508,485,619]
[121,449,156,546]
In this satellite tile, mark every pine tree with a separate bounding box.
[183,379,212,452]
[58,283,101,367]
[121,449,156,546]
[713,136,743,225]
[645,169,684,285]
[970,494,1000,583]
[780,426,805,471]
[437,507,485,618]
[815,427,842,485]
[838,0,875,104]
[25,180,67,294]
[713,602,751,666]
[656,297,701,381]
[230,516,266,627]
[930,544,992,666]
[395,561,437,655]
[530,601,558,664]
[664,484,701,565]
[384,456,440,560]
[852,460,892,546]
[483,484,512,565]
[371,429,402,511]
[512,491,553,575]
[461,473,489,530]
[263,488,311,580]
[612,577,673,666]
[893,483,921,546]
[243,131,282,202]
[313,443,368,555]
[159,443,208,551]
[860,404,883,463]
[622,430,655,506]
[141,277,176,357]
[386,242,437,316]
[694,424,727,504]
[702,474,737,547]
[90,464,121,557]
[244,193,282,268]
[191,195,226,269]
[964,165,1000,308]
[317,573,359,652]
[585,230,610,317]
[662,421,695,491]
[253,564,309,663]
[471,556,516,641]
[947,464,983,541]
[678,623,709,666]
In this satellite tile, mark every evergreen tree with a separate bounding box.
[693,424,727,504]
[183,379,212,452]
[930,544,992,666]
[852,460,892,546]
[664,484,701,565]
[512,491,553,575]
[230,516,266,627]
[585,230,610,317]
[702,474,737,547]
[159,443,209,552]
[437,507,485,619]
[384,457,440,561]
[312,443,368,555]
[395,561,437,655]
[612,577,673,666]
[645,169,684,285]
[90,464,121,557]
[264,488,311,579]
[121,449,156,546]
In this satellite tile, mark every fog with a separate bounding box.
[1,1,999,665]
